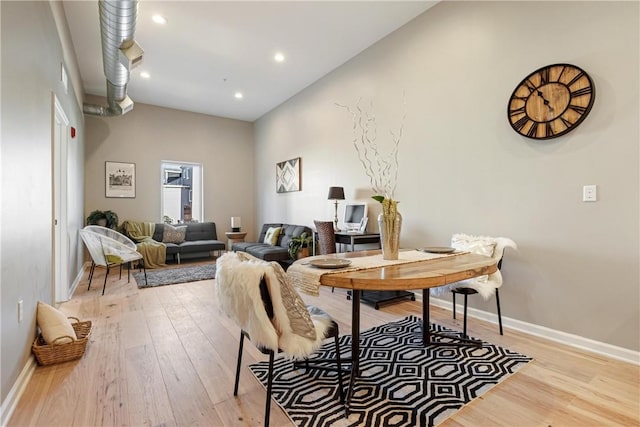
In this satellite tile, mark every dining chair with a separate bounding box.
[79,226,147,295]
[447,233,517,337]
[314,220,337,255]
[314,220,339,293]
[216,251,345,427]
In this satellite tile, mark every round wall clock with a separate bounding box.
[507,63,595,140]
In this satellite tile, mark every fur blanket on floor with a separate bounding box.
[216,252,332,358]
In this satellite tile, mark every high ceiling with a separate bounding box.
[62,1,436,122]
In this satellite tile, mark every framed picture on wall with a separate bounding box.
[276,157,301,193]
[105,161,136,198]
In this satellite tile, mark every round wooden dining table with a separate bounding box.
[314,249,498,414]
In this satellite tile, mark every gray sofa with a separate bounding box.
[151,222,225,263]
[231,223,311,263]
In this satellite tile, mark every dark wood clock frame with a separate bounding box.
[507,63,595,140]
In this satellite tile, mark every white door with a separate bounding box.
[53,95,70,302]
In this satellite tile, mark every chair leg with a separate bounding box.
[463,293,469,338]
[495,288,503,335]
[265,350,275,427]
[334,333,345,403]
[88,262,95,290]
[101,265,110,296]
[234,332,245,396]
[119,264,123,280]
[127,262,131,283]
[140,259,148,286]
[452,292,457,319]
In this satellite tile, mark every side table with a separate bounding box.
[225,231,247,251]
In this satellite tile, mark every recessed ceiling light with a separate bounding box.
[140,71,150,79]
[152,14,167,24]
[234,92,243,99]
[274,52,285,63]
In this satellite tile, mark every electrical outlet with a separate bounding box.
[18,300,23,323]
[583,185,597,202]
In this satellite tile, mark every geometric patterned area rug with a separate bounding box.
[133,263,216,288]
[250,315,532,427]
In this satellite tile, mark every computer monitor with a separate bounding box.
[344,203,367,232]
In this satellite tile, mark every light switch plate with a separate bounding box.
[583,185,597,202]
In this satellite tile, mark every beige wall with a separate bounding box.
[254,1,639,351]
[1,1,85,404]
[84,101,255,240]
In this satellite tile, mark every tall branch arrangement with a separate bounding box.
[336,97,406,217]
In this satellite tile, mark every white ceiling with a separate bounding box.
[62,1,436,122]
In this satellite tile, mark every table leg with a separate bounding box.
[422,288,482,347]
[422,289,430,345]
[345,289,360,416]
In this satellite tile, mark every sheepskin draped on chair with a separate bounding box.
[431,233,517,337]
[215,252,345,427]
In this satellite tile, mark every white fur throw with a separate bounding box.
[216,252,333,358]
[431,233,517,299]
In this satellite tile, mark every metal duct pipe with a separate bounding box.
[83,0,143,116]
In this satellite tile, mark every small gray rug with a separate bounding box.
[133,264,216,288]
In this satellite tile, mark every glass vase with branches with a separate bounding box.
[337,96,406,259]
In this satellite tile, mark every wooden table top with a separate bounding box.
[317,250,498,291]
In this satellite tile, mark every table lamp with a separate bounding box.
[231,216,241,232]
[327,186,345,231]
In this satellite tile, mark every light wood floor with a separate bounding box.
[9,261,640,427]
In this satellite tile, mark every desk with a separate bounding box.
[315,250,498,413]
[335,231,381,252]
[312,230,380,254]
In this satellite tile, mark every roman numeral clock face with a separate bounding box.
[508,64,595,140]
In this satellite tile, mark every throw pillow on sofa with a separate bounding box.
[36,301,77,344]
[163,224,188,244]
[263,227,282,245]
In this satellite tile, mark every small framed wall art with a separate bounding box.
[276,157,301,193]
[105,161,136,198]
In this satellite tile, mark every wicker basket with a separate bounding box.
[32,317,92,366]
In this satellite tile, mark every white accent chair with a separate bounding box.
[446,233,517,337]
[79,226,147,295]
[216,252,345,427]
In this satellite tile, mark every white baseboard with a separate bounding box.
[428,296,640,365]
[1,265,86,425]
[66,262,88,301]
[0,355,36,427]
[55,262,86,304]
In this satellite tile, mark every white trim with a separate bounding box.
[57,261,87,303]
[1,265,85,424]
[428,296,640,365]
[0,356,37,427]
[53,93,70,303]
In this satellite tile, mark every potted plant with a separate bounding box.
[288,232,312,260]
[86,210,119,229]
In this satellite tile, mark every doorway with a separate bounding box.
[53,94,70,302]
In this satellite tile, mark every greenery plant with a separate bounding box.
[86,210,119,229]
[288,232,312,260]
